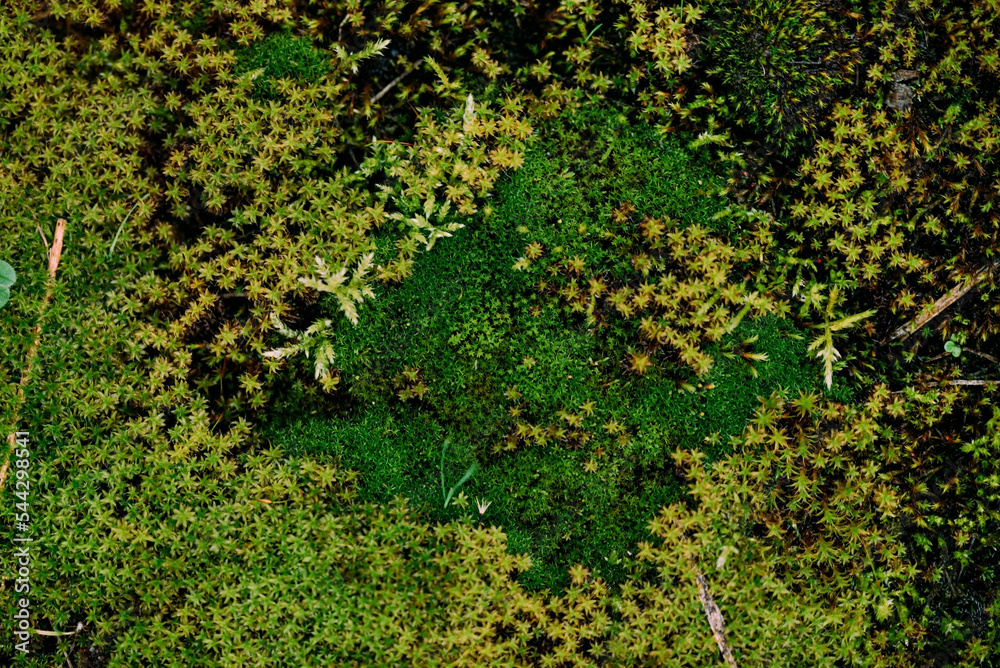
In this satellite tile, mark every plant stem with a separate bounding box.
[370,65,420,106]
[888,260,1000,341]
[1,219,67,492]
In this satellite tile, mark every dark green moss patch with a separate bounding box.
[233,31,330,100]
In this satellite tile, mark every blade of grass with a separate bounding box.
[444,463,479,508]
[440,438,478,508]
[440,439,450,504]
[107,195,148,258]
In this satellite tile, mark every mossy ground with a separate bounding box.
[6,2,1000,663]
[263,106,832,594]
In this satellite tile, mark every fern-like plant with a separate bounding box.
[299,253,376,326]
[263,313,339,390]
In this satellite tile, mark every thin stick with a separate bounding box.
[695,573,739,668]
[49,217,66,276]
[888,261,1000,342]
[966,349,1000,364]
[928,379,999,386]
[0,219,67,493]
[674,520,739,668]
[930,348,1000,364]
[370,65,419,106]
[337,13,350,42]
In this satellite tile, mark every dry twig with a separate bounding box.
[674,520,739,668]
[928,379,999,387]
[888,261,1000,342]
[695,573,739,668]
[370,65,420,106]
[0,219,66,493]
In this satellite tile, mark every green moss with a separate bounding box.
[261,110,758,595]
[497,106,735,278]
[259,105,839,595]
[263,401,461,511]
[178,0,213,34]
[625,314,824,462]
[263,393,677,595]
[701,0,861,155]
[233,31,330,100]
[10,0,1000,663]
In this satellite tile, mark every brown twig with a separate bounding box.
[674,520,739,668]
[966,349,1000,364]
[930,348,1000,364]
[0,219,66,493]
[695,573,739,668]
[370,65,420,106]
[49,218,66,276]
[887,261,1000,342]
[337,13,350,43]
[928,379,999,386]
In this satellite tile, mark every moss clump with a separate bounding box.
[701,0,862,155]
[625,314,824,463]
[233,31,330,100]
[502,105,734,257]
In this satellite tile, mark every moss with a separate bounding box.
[496,105,736,273]
[233,31,330,100]
[625,314,824,462]
[11,0,1000,663]
[263,401,459,512]
[700,0,861,155]
[261,105,827,594]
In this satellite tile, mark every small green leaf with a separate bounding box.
[0,260,15,289]
[0,286,9,309]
